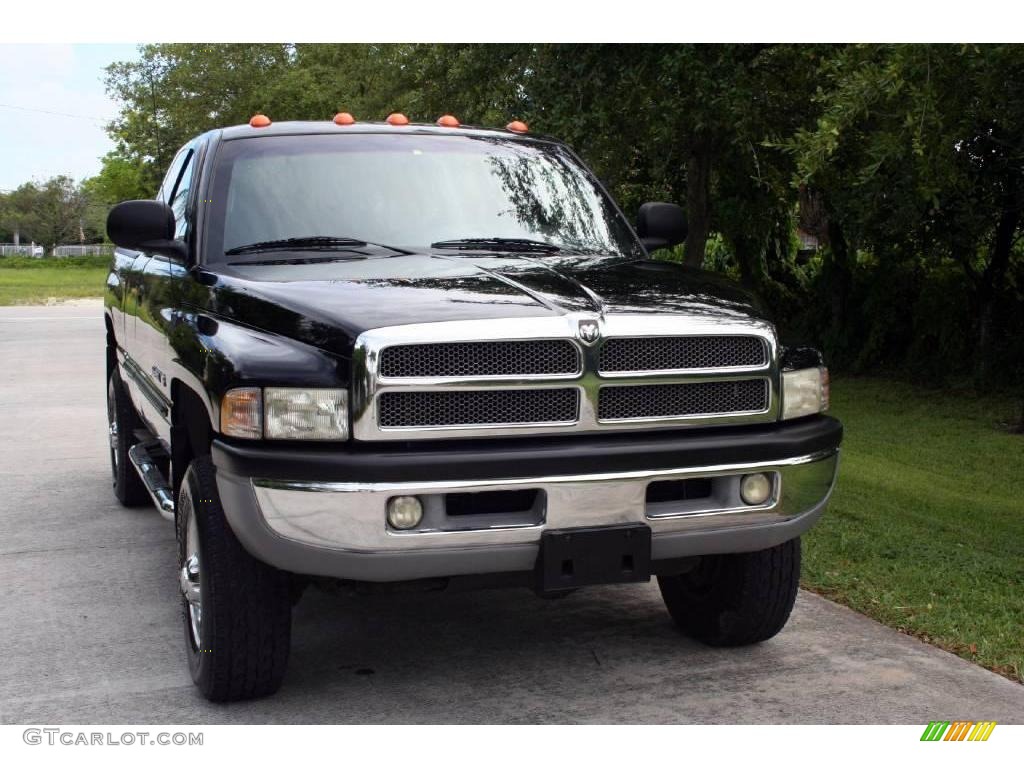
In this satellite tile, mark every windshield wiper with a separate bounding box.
[224,236,409,257]
[227,254,368,267]
[430,237,561,253]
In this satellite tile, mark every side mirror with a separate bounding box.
[637,202,687,252]
[107,200,187,261]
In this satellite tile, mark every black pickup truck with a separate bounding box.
[103,114,842,702]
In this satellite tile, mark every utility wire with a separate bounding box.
[0,102,112,124]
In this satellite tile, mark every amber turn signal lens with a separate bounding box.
[436,114,460,127]
[386,113,410,126]
[506,120,528,133]
[249,114,271,128]
[333,112,355,125]
[221,388,262,439]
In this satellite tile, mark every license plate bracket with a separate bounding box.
[535,523,652,593]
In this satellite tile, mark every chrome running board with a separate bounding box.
[128,442,175,522]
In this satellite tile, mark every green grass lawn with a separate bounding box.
[804,376,1024,682]
[0,256,108,305]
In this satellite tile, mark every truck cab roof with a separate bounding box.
[217,119,553,143]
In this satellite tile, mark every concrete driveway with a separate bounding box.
[1,300,1021,724]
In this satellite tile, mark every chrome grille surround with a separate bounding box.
[352,314,779,441]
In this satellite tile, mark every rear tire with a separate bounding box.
[657,538,801,646]
[106,368,149,506]
[177,456,292,702]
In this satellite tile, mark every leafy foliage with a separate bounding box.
[787,45,1024,391]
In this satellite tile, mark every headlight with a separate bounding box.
[781,366,830,420]
[221,387,349,440]
[264,388,349,440]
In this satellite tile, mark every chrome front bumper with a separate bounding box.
[215,448,839,582]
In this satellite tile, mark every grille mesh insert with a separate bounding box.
[598,379,769,421]
[380,340,579,378]
[599,335,766,372]
[379,389,579,428]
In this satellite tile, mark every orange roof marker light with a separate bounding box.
[506,120,529,133]
[386,113,410,126]
[437,114,460,128]
[333,112,356,125]
[249,113,272,128]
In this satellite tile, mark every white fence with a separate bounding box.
[0,244,43,257]
[53,244,114,258]
[1,243,114,258]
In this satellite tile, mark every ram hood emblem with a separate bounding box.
[577,318,601,345]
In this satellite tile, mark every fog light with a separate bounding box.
[387,496,423,530]
[740,473,772,506]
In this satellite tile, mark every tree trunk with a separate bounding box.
[975,197,1020,385]
[684,143,711,268]
[734,235,767,290]
[826,219,853,342]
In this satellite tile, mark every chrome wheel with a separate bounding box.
[107,377,119,476]
[179,505,202,649]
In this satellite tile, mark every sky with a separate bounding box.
[0,44,139,192]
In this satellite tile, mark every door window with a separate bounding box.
[157,146,191,203]
[169,151,196,239]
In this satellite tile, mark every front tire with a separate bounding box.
[657,538,801,646]
[177,456,292,701]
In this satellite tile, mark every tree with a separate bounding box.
[105,44,296,190]
[397,43,826,277]
[33,176,93,247]
[0,177,99,250]
[78,152,153,237]
[792,44,1024,384]
[0,184,42,244]
[101,44,825,272]
[83,152,152,204]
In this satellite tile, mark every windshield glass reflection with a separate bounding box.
[206,134,642,261]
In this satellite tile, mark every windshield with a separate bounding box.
[204,133,642,262]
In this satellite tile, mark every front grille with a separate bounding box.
[380,340,579,378]
[599,335,766,373]
[379,388,579,428]
[355,318,779,441]
[598,379,769,421]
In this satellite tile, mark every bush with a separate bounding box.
[0,255,110,269]
[777,249,1022,391]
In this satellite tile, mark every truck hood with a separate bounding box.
[198,252,768,359]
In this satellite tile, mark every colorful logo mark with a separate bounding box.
[920,721,997,741]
